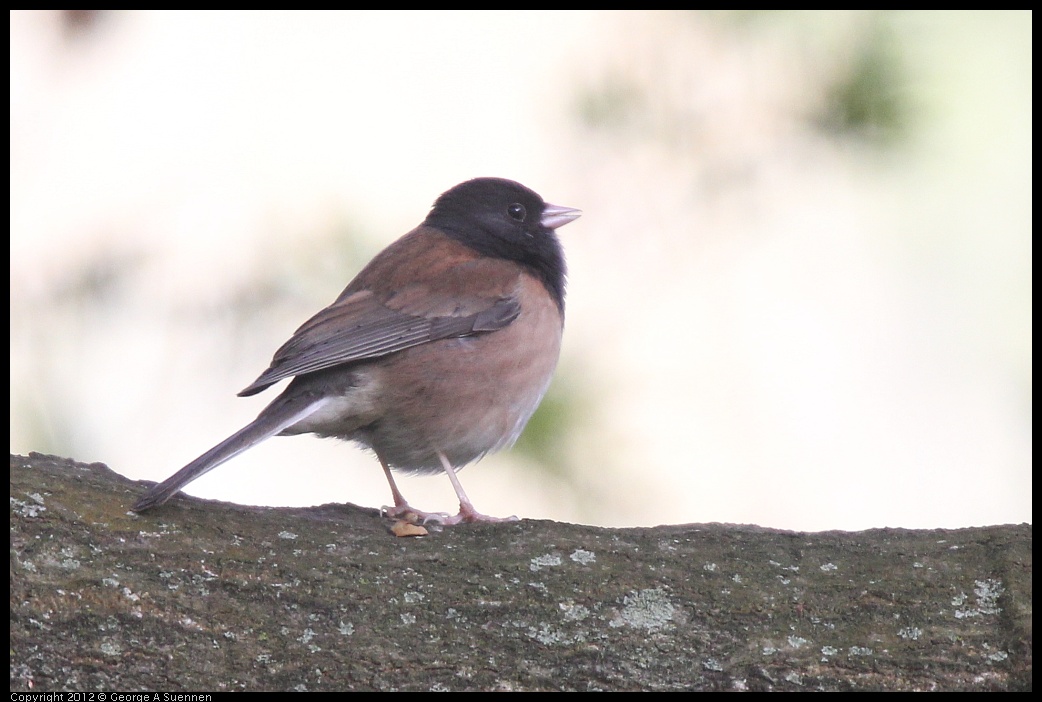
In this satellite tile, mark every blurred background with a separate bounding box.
[10,11,1031,530]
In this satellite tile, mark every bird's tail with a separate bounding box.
[131,396,330,512]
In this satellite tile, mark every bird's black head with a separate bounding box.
[424,177,580,314]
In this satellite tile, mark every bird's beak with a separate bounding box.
[541,203,582,230]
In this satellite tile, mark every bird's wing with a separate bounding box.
[238,258,522,397]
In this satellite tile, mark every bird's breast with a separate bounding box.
[358,273,563,472]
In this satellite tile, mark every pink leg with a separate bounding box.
[377,452,518,525]
[435,452,519,525]
[378,456,451,524]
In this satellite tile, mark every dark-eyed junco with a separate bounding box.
[132,178,580,524]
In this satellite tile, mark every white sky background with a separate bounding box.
[10,11,1031,530]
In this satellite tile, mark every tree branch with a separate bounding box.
[10,453,1031,691]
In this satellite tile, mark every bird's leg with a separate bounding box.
[377,455,450,524]
[435,451,519,525]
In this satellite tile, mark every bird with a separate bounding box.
[131,177,581,525]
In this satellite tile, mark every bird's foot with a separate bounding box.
[380,502,452,525]
[381,502,518,526]
[431,504,520,526]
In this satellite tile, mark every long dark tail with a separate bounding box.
[131,397,329,512]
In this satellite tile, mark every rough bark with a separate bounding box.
[10,453,1032,691]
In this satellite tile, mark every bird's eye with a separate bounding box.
[507,203,526,222]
